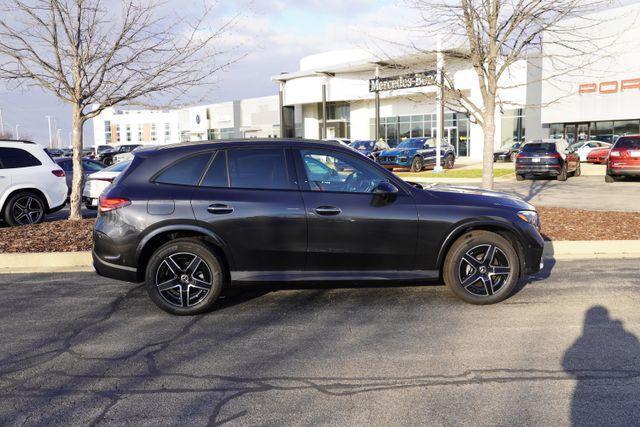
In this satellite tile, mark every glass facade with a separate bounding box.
[318,102,350,138]
[500,109,525,147]
[550,120,640,144]
[210,128,235,139]
[104,121,112,143]
[370,112,470,156]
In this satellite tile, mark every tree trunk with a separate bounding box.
[481,113,496,190]
[69,105,85,220]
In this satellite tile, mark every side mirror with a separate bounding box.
[373,181,399,194]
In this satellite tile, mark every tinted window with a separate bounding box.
[521,143,557,153]
[228,149,291,190]
[104,160,131,173]
[83,160,105,172]
[615,137,640,150]
[58,159,73,171]
[201,151,228,187]
[300,149,389,193]
[0,147,42,168]
[154,153,211,186]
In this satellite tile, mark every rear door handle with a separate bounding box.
[207,203,233,214]
[315,206,341,216]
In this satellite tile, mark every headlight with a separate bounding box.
[517,210,540,229]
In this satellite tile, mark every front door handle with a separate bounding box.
[315,206,341,216]
[207,203,233,214]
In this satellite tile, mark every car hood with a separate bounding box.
[381,148,415,156]
[425,184,535,211]
[494,149,510,155]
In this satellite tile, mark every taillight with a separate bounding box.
[550,152,561,158]
[516,153,525,159]
[98,196,131,213]
[610,150,621,157]
[52,169,65,177]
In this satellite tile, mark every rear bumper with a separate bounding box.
[516,165,561,176]
[607,167,640,176]
[93,250,139,283]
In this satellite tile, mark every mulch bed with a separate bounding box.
[0,207,639,253]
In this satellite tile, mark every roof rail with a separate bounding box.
[0,139,37,145]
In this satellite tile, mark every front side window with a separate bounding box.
[300,149,389,193]
[227,148,291,190]
[154,153,211,186]
[0,148,42,168]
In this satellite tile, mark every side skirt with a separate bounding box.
[230,270,439,283]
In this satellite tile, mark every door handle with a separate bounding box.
[207,203,233,214]
[315,206,341,216]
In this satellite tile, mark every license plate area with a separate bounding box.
[629,150,640,157]
[532,158,541,163]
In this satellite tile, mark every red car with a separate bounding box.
[606,135,640,182]
[587,147,610,164]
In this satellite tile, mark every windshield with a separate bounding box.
[104,160,131,172]
[397,138,426,149]
[349,140,375,150]
[522,143,557,153]
[615,137,640,149]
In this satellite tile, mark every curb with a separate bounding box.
[0,241,639,274]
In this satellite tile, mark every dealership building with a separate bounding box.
[92,3,640,159]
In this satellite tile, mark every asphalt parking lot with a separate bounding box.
[1,259,639,425]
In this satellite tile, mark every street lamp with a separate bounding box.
[15,124,20,139]
[45,115,53,148]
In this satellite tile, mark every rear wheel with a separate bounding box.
[516,174,525,181]
[573,162,581,177]
[3,191,46,226]
[145,238,225,315]
[410,156,424,173]
[443,231,520,305]
[605,174,616,183]
[557,165,568,181]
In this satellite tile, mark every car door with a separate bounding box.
[294,147,418,271]
[0,156,11,197]
[191,147,307,272]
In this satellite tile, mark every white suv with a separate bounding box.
[0,140,68,226]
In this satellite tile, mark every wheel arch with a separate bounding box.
[436,221,527,277]
[135,225,234,282]
[1,187,50,214]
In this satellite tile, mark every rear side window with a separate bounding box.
[154,153,211,186]
[0,147,42,168]
[58,159,73,171]
[521,143,556,153]
[615,137,640,150]
[201,151,229,188]
[228,148,292,190]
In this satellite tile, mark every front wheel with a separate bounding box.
[410,156,423,172]
[443,154,455,169]
[443,231,520,305]
[145,238,225,315]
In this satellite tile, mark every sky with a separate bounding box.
[0,0,404,146]
[0,0,637,146]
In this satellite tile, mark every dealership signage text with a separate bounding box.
[369,71,437,92]
[579,78,640,95]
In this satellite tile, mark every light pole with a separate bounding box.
[45,115,53,148]
[15,124,20,139]
[433,32,445,174]
[56,128,62,148]
[0,109,4,134]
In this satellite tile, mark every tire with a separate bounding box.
[103,157,113,166]
[443,231,520,305]
[605,174,616,183]
[410,156,424,173]
[507,153,514,162]
[3,191,46,226]
[573,162,581,177]
[145,238,225,315]
[443,154,455,169]
[557,165,567,181]
[516,174,525,181]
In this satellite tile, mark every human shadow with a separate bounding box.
[562,306,640,426]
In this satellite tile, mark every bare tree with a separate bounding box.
[0,0,240,219]
[402,0,613,189]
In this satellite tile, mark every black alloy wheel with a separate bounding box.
[410,156,424,172]
[146,238,224,315]
[444,154,455,169]
[443,231,520,305]
[4,192,45,226]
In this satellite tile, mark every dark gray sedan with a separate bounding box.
[54,157,106,195]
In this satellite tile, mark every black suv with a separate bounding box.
[96,144,141,166]
[515,140,580,181]
[93,139,544,315]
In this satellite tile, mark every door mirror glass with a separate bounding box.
[373,181,399,194]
